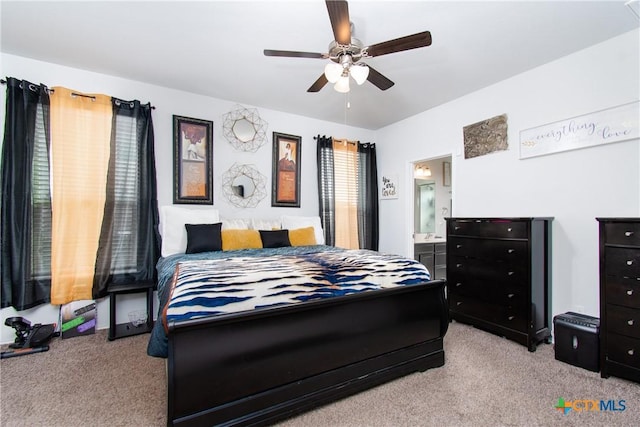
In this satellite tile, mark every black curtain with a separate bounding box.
[357,142,379,250]
[1,77,52,310]
[93,98,160,298]
[316,135,335,246]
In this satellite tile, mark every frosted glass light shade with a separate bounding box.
[415,166,432,177]
[350,64,369,85]
[334,76,350,93]
[324,63,343,83]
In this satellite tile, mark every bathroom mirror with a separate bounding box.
[415,180,436,234]
[222,163,267,208]
[222,105,268,152]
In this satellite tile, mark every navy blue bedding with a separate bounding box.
[147,245,430,358]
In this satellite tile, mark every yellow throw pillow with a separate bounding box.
[221,229,263,251]
[288,227,317,246]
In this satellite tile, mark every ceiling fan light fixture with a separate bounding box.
[350,64,369,85]
[334,75,350,93]
[324,62,343,83]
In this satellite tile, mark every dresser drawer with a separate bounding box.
[449,293,527,332]
[449,256,527,285]
[606,305,640,339]
[605,247,640,278]
[605,277,640,309]
[448,219,528,239]
[449,275,527,306]
[606,333,640,369]
[604,222,640,246]
[449,237,528,262]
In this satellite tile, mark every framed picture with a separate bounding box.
[380,174,399,200]
[271,132,301,207]
[173,115,213,204]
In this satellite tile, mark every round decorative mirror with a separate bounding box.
[231,173,256,198]
[232,118,256,143]
[222,164,267,208]
[222,105,268,152]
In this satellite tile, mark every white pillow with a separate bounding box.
[250,218,282,230]
[280,216,325,245]
[160,206,220,257]
[221,218,250,230]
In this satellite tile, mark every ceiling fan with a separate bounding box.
[264,0,432,93]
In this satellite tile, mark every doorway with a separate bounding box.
[412,155,452,245]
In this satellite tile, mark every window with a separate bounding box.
[332,140,359,249]
[1,79,159,309]
[316,135,379,251]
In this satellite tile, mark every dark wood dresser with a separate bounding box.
[597,218,640,382]
[446,217,553,351]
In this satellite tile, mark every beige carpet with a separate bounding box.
[1,321,638,427]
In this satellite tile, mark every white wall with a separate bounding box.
[376,29,640,320]
[0,53,375,343]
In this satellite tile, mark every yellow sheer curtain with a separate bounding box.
[333,139,359,249]
[49,87,112,304]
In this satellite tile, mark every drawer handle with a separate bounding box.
[507,227,512,232]
[456,244,462,249]
[456,301,462,306]
[507,249,515,254]
[454,226,460,230]
[628,349,635,356]
[508,293,514,298]
[626,260,634,266]
[628,319,635,326]
[628,290,634,296]
[456,263,463,268]
[625,231,634,237]
[508,316,515,321]
[456,282,462,287]
[508,271,515,276]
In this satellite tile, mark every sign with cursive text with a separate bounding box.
[380,174,398,200]
[519,101,639,159]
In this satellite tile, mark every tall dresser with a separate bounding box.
[446,217,553,351]
[597,218,640,382]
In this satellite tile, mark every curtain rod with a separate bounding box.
[314,135,357,145]
[1,79,155,109]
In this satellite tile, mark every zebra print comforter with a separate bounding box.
[147,245,430,357]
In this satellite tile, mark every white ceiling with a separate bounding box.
[1,1,638,130]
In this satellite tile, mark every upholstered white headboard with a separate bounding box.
[159,206,325,257]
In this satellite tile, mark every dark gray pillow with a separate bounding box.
[185,223,222,254]
[259,229,291,248]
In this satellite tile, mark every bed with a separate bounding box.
[148,210,448,427]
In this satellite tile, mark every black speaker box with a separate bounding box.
[553,312,600,372]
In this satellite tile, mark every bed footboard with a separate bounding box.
[167,279,448,427]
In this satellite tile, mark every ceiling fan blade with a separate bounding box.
[366,31,432,57]
[366,66,394,91]
[264,49,325,59]
[308,74,329,92]
[326,0,351,45]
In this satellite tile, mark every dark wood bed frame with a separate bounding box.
[166,279,448,426]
